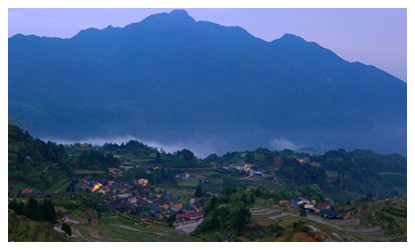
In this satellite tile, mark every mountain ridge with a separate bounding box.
[8,10,406,155]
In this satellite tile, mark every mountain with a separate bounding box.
[8,10,407,156]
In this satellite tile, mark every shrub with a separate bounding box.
[61,223,72,236]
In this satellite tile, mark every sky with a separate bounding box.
[7,8,407,82]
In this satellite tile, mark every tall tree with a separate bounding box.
[25,197,40,220]
[61,223,72,236]
[299,204,307,220]
[195,183,203,198]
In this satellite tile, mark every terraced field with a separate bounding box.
[248,200,406,242]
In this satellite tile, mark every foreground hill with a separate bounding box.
[8,209,70,242]
[8,125,406,242]
[8,10,406,155]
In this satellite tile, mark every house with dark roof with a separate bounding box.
[109,198,131,213]
[154,198,170,210]
[254,171,264,177]
[174,172,190,180]
[318,209,342,219]
[163,193,182,209]
[183,205,198,213]
[151,203,161,213]
[316,203,331,211]
[138,200,150,208]
[174,212,203,225]
[169,206,180,212]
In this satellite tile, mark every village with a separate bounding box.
[75,169,207,229]
[11,153,343,234]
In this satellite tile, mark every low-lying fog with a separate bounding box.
[46,125,407,158]
[48,135,312,159]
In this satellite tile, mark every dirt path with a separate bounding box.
[269,212,297,220]
[269,212,350,231]
[241,170,253,180]
[62,214,80,224]
[250,208,281,216]
[175,219,204,233]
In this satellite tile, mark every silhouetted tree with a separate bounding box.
[61,223,72,236]
[195,184,203,198]
[299,204,307,220]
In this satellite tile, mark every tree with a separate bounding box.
[25,197,40,220]
[155,151,161,162]
[61,223,72,236]
[194,184,203,198]
[299,204,307,220]
[40,199,57,223]
[233,207,251,235]
[8,200,25,216]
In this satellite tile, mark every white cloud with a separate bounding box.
[270,138,299,151]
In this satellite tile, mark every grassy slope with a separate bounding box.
[8,209,70,242]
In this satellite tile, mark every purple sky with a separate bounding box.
[8,8,407,82]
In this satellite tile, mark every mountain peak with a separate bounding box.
[279,33,306,42]
[140,9,195,26]
[170,9,190,16]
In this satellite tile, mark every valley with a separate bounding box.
[8,124,407,242]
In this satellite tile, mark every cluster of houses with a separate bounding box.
[103,191,206,226]
[77,175,206,225]
[78,175,149,195]
[294,156,321,167]
[232,163,252,172]
[173,212,203,226]
[291,196,342,219]
[108,168,125,177]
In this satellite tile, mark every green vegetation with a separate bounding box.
[61,223,72,236]
[8,124,75,193]
[8,209,69,242]
[78,150,120,170]
[7,124,407,242]
[9,198,57,224]
[337,197,407,236]
[194,187,253,239]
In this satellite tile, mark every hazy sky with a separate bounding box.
[8,8,407,82]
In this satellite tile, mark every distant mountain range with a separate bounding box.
[8,9,407,156]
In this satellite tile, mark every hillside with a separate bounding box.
[8,125,407,242]
[8,209,70,242]
[8,123,76,193]
[9,124,406,202]
[8,10,406,155]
